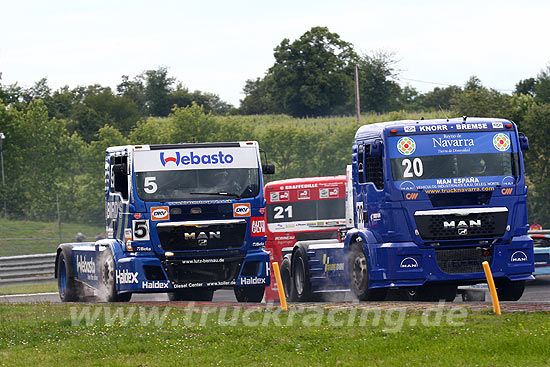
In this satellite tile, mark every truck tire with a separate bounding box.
[349,245,387,301]
[57,252,80,302]
[280,255,296,302]
[100,248,132,302]
[406,284,456,302]
[496,280,525,301]
[234,286,265,302]
[292,244,315,302]
[169,289,214,302]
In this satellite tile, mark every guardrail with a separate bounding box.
[0,253,56,285]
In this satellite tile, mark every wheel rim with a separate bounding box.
[58,257,67,298]
[352,254,367,289]
[294,258,305,295]
[102,254,115,289]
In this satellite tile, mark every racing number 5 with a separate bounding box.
[144,177,157,193]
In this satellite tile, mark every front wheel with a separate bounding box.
[99,248,131,302]
[234,286,265,302]
[496,280,525,301]
[57,252,80,302]
[349,245,387,301]
[280,255,296,302]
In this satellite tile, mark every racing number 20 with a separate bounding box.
[402,158,423,178]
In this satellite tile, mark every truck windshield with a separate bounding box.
[135,168,260,201]
[388,131,519,189]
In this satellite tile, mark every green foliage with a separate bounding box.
[451,76,511,118]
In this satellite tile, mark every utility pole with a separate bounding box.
[0,132,6,218]
[354,65,361,124]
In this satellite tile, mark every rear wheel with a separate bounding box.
[349,245,387,301]
[100,248,132,302]
[169,289,214,301]
[234,286,264,302]
[496,280,525,301]
[280,255,296,302]
[57,252,79,302]
[292,245,315,302]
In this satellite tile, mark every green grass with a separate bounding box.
[0,303,549,366]
[0,219,105,256]
[0,281,57,295]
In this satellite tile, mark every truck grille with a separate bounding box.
[163,256,243,283]
[157,221,246,251]
[415,210,507,241]
[435,247,492,274]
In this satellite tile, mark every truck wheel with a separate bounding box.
[349,245,387,301]
[280,255,296,302]
[292,245,315,302]
[496,280,525,301]
[100,248,132,302]
[57,252,79,302]
[406,284,456,302]
[169,289,214,301]
[234,286,265,302]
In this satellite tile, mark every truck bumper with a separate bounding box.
[116,250,271,294]
[367,236,534,288]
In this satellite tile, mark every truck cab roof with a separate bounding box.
[355,117,514,141]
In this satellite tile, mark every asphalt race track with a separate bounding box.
[1,276,550,310]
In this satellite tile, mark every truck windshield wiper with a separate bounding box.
[190,192,242,199]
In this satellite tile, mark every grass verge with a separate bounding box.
[0,303,549,366]
[0,281,57,296]
[0,219,104,256]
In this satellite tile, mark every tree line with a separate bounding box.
[1,26,550,226]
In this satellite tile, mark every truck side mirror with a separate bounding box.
[519,133,529,151]
[262,164,275,175]
[370,142,382,157]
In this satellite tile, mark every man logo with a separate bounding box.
[405,192,419,200]
[151,206,169,221]
[400,257,419,268]
[233,203,251,217]
[458,228,468,235]
[501,188,513,195]
[510,251,528,262]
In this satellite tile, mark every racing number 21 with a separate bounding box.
[402,158,423,178]
[273,205,293,219]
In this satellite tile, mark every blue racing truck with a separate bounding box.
[281,118,534,302]
[55,141,274,302]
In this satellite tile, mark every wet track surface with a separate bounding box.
[2,276,550,311]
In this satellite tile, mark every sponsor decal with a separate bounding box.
[239,276,267,285]
[444,219,481,229]
[298,189,310,200]
[142,281,170,289]
[135,246,152,252]
[319,188,329,198]
[233,203,251,217]
[284,183,318,190]
[404,126,416,133]
[492,122,504,129]
[501,187,513,195]
[510,251,528,262]
[76,255,96,274]
[405,192,419,200]
[173,280,236,288]
[370,212,381,222]
[251,217,266,237]
[252,241,265,247]
[397,137,416,155]
[151,206,169,221]
[160,151,234,167]
[180,258,225,265]
[322,254,344,272]
[455,123,488,130]
[328,188,339,197]
[270,191,290,202]
[400,257,419,269]
[432,136,475,149]
[419,125,448,132]
[493,133,511,151]
[116,269,139,284]
[134,213,142,219]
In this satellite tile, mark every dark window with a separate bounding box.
[365,144,384,190]
[111,156,129,200]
